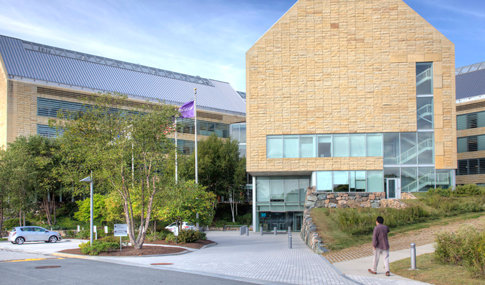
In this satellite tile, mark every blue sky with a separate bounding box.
[0,0,483,92]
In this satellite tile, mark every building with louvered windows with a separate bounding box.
[0,35,246,156]
[455,61,485,185]
[247,0,457,232]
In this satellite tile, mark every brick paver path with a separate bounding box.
[323,215,485,263]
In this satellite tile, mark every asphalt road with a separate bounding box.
[0,250,255,285]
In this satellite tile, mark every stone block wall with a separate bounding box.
[300,186,409,253]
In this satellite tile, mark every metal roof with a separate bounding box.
[0,35,246,116]
[456,62,485,101]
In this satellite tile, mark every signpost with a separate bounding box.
[93,226,97,240]
[173,226,179,244]
[104,226,108,236]
[114,224,128,251]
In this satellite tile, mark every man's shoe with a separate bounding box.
[386,271,390,276]
[368,269,377,274]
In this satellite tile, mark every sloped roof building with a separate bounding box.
[0,35,246,149]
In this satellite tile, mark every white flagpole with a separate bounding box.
[175,117,178,183]
[194,88,198,184]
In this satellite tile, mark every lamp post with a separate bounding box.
[80,171,93,245]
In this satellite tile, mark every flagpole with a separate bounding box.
[175,117,178,183]
[194,88,198,184]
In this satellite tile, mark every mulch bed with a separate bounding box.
[146,239,215,249]
[59,245,186,256]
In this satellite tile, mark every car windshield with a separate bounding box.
[168,223,175,227]
[11,228,16,232]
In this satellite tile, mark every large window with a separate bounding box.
[37,124,60,138]
[178,118,230,138]
[416,62,433,95]
[316,170,383,193]
[457,135,485,153]
[267,133,383,158]
[417,97,433,129]
[256,176,310,211]
[457,112,485,131]
[267,136,283,158]
[457,158,485,176]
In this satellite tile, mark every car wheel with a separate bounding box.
[49,236,58,243]
[15,237,25,245]
[11,242,15,244]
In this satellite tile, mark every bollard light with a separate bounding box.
[260,225,263,236]
[274,226,277,236]
[410,243,416,270]
[289,234,292,249]
[247,226,249,236]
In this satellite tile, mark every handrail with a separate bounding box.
[385,139,433,164]
[416,69,432,85]
[401,173,450,192]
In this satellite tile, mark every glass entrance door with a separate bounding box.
[386,178,401,199]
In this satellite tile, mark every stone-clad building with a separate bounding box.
[247,0,456,232]
[455,61,485,185]
[0,35,246,153]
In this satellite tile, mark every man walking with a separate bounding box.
[368,216,390,276]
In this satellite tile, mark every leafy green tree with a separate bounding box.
[74,194,107,223]
[156,181,216,228]
[180,134,246,222]
[51,92,179,249]
[0,137,37,227]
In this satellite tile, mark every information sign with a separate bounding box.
[114,224,128,237]
[173,227,179,237]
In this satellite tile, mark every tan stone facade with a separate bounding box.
[0,81,245,148]
[246,0,456,174]
[0,55,7,148]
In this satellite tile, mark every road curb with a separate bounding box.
[53,249,192,259]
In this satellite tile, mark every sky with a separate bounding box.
[0,0,483,92]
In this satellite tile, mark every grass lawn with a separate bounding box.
[311,206,485,251]
[390,253,485,285]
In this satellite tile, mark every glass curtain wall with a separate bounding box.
[315,170,383,192]
[267,133,383,158]
[256,176,309,212]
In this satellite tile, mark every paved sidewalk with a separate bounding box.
[0,233,426,284]
[94,232,426,285]
[334,244,435,281]
[323,215,485,263]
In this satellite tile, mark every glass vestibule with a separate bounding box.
[256,176,309,212]
[257,211,303,232]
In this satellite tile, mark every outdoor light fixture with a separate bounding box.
[80,171,93,245]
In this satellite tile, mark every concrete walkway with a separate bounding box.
[334,243,435,281]
[0,232,427,284]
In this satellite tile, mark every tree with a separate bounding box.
[51,92,179,249]
[0,137,37,227]
[156,181,216,229]
[180,134,246,223]
[74,194,107,223]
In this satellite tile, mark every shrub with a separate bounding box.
[165,233,176,243]
[427,187,452,197]
[79,240,119,255]
[3,218,32,230]
[329,205,431,235]
[435,226,485,278]
[102,235,121,244]
[75,230,90,239]
[164,230,205,243]
[454,184,485,197]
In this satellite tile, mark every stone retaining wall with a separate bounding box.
[300,187,412,253]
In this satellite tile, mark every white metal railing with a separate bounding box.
[416,69,432,86]
[401,173,450,192]
[417,104,433,118]
[384,139,433,165]
[402,173,450,192]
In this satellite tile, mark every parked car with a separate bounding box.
[165,222,196,232]
[8,226,62,245]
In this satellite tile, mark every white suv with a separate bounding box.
[8,226,62,245]
[165,222,196,232]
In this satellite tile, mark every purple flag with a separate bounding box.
[179,101,195,118]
